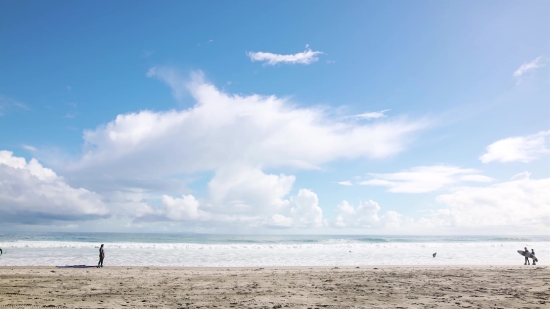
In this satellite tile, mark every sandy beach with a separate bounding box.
[0,266,548,308]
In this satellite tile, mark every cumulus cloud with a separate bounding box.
[479,130,550,163]
[334,200,402,228]
[206,165,294,216]
[135,186,323,229]
[76,68,423,179]
[423,174,550,232]
[289,189,323,228]
[513,56,545,79]
[353,110,390,120]
[334,172,549,233]
[135,194,213,223]
[61,68,424,228]
[247,47,323,65]
[359,165,493,193]
[0,151,109,223]
[264,189,323,228]
[125,163,322,229]
[161,194,202,220]
[5,67,425,230]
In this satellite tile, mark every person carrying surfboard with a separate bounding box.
[524,247,530,265]
[97,244,105,268]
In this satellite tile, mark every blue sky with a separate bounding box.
[0,0,548,234]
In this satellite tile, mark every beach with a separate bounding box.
[0,266,548,308]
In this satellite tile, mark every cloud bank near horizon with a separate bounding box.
[0,151,109,224]
[1,68,547,234]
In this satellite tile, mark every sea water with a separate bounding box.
[0,233,548,267]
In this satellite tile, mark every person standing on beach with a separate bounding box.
[524,247,530,265]
[97,244,105,268]
[531,249,536,265]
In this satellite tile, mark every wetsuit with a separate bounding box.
[98,247,105,267]
[524,249,530,265]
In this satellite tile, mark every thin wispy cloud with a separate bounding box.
[140,50,156,58]
[197,39,213,47]
[63,102,78,118]
[22,145,37,152]
[336,181,353,186]
[247,45,323,66]
[359,165,493,193]
[513,56,545,82]
[0,94,29,116]
[354,110,390,120]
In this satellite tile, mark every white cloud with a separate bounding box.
[247,47,323,65]
[459,175,494,182]
[134,170,323,229]
[334,171,549,233]
[0,94,29,116]
[513,56,545,78]
[206,165,294,216]
[510,171,531,181]
[289,189,323,228]
[161,194,203,221]
[12,67,425,230]
[334,200,402,228]
[423,174,550,232]
[0,151,109,223]
[359,165,493,193]
[77,68,423,178]
[479,130,550,163]
[64,68,424,228]
[266,213,294,228]
[22,145,37,152]
[336,181,352,186]
[353,110,390,120]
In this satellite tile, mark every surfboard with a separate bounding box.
[56,265,96,268]
[517,250,538,262]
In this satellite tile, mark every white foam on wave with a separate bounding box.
[3,240,546,249]
[0,241,548,267]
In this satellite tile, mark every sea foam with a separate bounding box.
[0,237,547,267]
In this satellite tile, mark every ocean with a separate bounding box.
[0,233,547,267]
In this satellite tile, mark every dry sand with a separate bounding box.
[0,266,548,308]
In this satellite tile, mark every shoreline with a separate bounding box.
[1,265,548,308]
[1,264,545,269]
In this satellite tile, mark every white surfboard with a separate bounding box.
[517,250,538,262]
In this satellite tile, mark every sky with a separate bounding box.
[0,0,548,234]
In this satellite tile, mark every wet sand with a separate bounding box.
[0,266,548,308]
